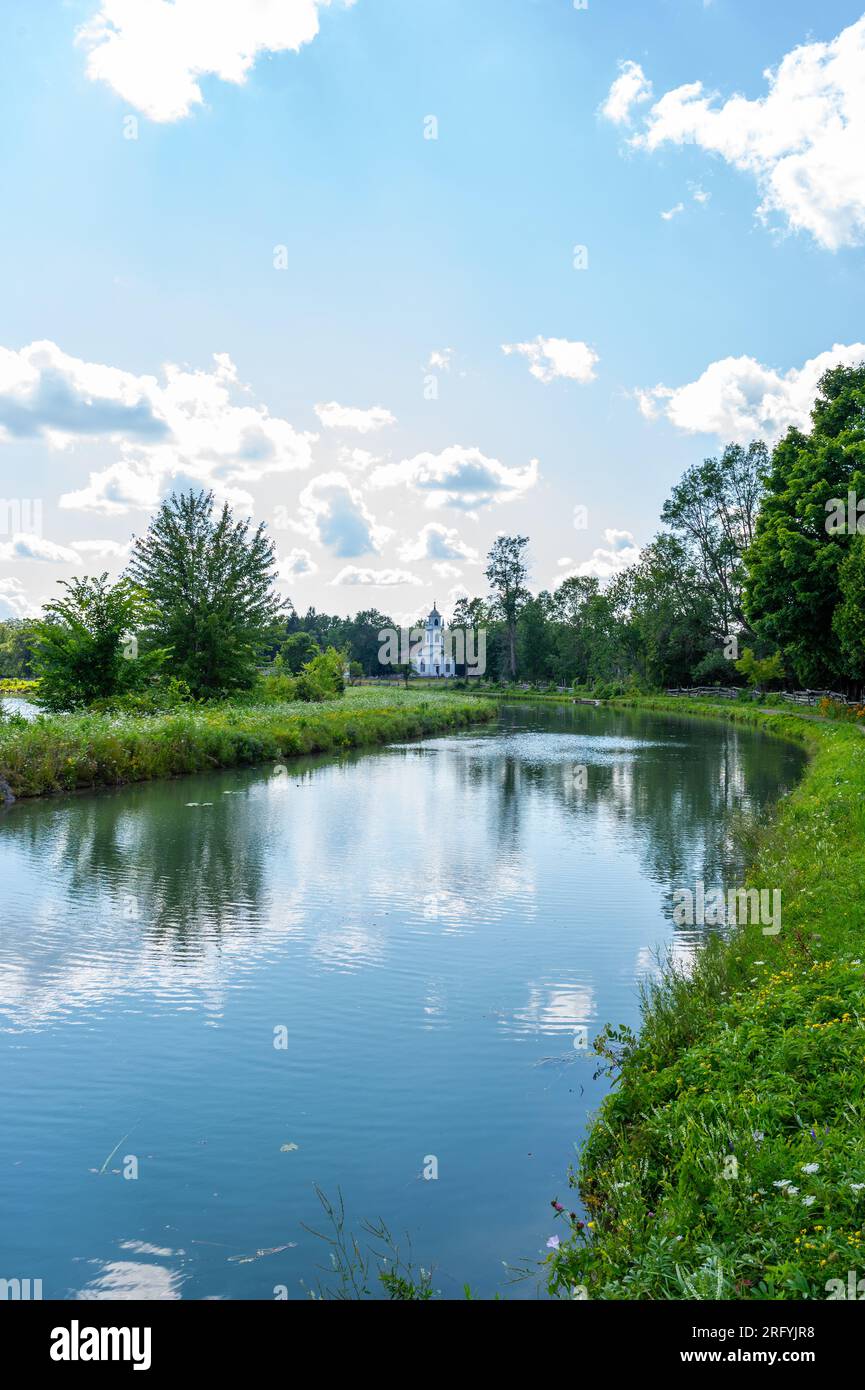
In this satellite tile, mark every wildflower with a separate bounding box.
[753,1131,765,1144]
[801,1163,820,1174]
[774,1180,792,1189]
[802,1195,816,1207]
[850,1184,865,1193]
[546,1235,560,1250]
[551,1200,565,1212]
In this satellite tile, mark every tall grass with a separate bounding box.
[0,688,495,798]
[548,697,865,1301]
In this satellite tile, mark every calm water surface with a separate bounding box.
[0,702,804,1299]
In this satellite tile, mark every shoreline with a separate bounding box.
[547,695,865,1301]
[0,690,496,802]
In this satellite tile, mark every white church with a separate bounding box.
[411,603,455,677]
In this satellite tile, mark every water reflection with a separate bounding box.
[0,702,805,1299]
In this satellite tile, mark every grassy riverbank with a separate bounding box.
[548,695,865,1301]
[0,688,495,799]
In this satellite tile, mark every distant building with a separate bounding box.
[412,603,455,677]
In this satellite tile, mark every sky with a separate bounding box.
[2,0,865,626]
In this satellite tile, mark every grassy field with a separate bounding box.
[548,695,865,1301]
[0,687,495,799]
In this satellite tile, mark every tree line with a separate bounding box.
[2,360,864,702]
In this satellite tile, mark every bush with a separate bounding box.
[295,647,346,702]
[258,672,300,704]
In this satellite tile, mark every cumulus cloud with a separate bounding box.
[606,17,865,250]
[0,577,32,619]
[398,522,479,564]
[77,0,354,123]
[331,566,421,587]
[600,58,653,125]
[0,342,316,515]
[561,530,640,581]
[336,447,381,472]
[637,342,865,442]
[70,538,133,560]
[426,348,453,372]
[501,336,598,384]
[370,446,539,511]
[298,471,391,557]
[0,533,79,563]
[314,401,396,433]
[277,547,318,579]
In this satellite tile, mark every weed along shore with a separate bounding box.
[0,688,495,800]
[547,696,865,1301]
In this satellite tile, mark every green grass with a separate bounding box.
[547,696,865,1301]
[0,687,495,799]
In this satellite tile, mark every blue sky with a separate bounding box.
[2,0,865,622]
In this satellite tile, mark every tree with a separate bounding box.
[833,535,865,683]
[735,647,785,690]
[279,631,320,673]
[661,441,766,640]
[518,594,554,681]
[0,619,38,679]
[31,574,164,711]
[128,490,286,696]
[485,535,529,680]
[744,363,865,687]
[627,534,717,687]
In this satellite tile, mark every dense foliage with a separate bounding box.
[128,489,286,697]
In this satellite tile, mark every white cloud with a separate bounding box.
[0,533,79,563]
[298,471,391,556]
[426,348,453,372]
[314,401,396,433]
[60,461,165,516]
[0,577,33,618]
[600,58,653,125]
[432,562,462,579]
[336,447,381,471]
[661,202,684,221]
[331,566,421,587]
[398,522,479,564]
[0,342,315,515]
[502,336,598,384]
[70,538,133,560]
[370,445,539,511]
[637,342,865,442]
[611,16,865,250]
[278,547,318,579]
[77,0,354,123]
[560,530,640,581]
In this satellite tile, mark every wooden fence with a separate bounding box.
[665,686,861,707]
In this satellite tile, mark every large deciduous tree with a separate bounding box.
[744,363,865,687]
[128,490,286,696]
[485,535,529,680]
[661,441,766,640]
[32,573,163,711]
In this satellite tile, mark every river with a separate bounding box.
[0,701,804,1299]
